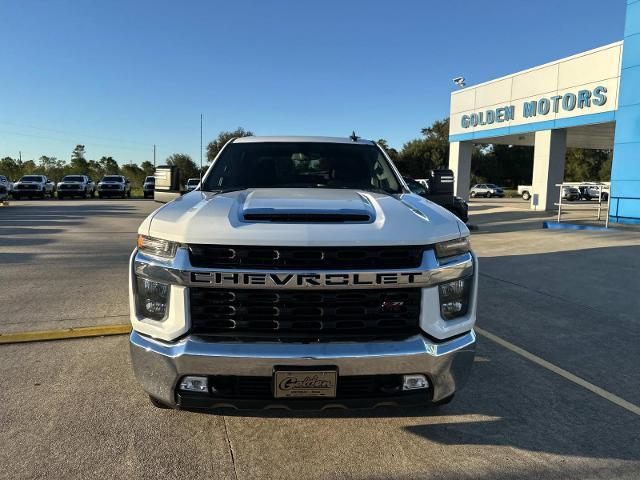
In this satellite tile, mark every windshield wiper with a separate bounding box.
[208,186,249,194]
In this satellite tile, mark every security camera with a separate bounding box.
[452,76,466,87]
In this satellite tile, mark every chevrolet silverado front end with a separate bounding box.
[129,136,477,411]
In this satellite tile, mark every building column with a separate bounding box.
[531,129,567,211]
[449,141,473,200]
[609,0,640,224]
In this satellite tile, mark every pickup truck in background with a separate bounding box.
[57,175,96,199]
[129,136,477,411]
[97,175,131,199]
[12,175,55,199]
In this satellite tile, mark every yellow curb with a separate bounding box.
[0,324,132,344]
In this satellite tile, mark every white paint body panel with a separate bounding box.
[141,188,467,246]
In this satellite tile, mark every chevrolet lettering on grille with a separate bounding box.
[190,271,433,289]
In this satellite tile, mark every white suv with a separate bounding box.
[470,183,504,198]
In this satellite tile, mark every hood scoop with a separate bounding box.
[243,211,371,223]
[239,189,377,224]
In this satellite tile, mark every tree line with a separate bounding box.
[1,122,612,189]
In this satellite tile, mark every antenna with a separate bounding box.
[153,144,156,168]
[350,131,358,142]
[200,114,204,198]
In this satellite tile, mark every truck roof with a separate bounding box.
[232,135,375,145]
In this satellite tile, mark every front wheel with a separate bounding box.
[485,192,492,198]
[522,191,531,201]
[148,395,171,409]
[431,394,455,407]
[470,192,476,198]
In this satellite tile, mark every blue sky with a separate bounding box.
[0,0,627,165]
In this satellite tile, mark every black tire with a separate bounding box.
[485,192,492,198]
[98,193,103,199]
[432,394,455,406]
[58,194,64,200]
[127,190,131,198]
[522,191,531,201]
[149,395,172,409]
[470,192,476,198]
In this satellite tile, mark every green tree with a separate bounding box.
[98,156,120,176]
[140,160,155,176]
[206,127,253,162]
[38,156,66,182]
[121,163,146,187]
[0,157,22,181]
[395,118,451,177]
[376,139,399,162]
[166,153,198,183]
[70,144,89,174]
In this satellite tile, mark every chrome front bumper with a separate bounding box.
[129,329,476,408]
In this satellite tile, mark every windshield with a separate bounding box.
[21,176,44,182]
[145,176,155,182]
[187,179,199,185]
[62,176,85,182]
[202,142,401,193]
[102,176,123,182]
[486,184,498,188]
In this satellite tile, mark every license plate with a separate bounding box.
[273,370,337,398]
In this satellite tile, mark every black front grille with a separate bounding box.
[190,288,421,341]
[188,245,424,270]
[100,184,122,190]
[207,374,407,399]
[17,184,38,190]
[59,184,82,190]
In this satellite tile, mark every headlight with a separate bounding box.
[435,237,470,258]
[137,235,179,258]
[135,277,169,320]
[438,277,472,320]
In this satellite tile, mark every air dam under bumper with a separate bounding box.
[129,329,476,410]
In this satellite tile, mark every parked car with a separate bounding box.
[185,178,200,192]
[562,186,581,201]
[143,176,155,199]
[12,175,55,199]
[517,185,532,201]
[0,175,13,193]
[578,185,609,201]
[469,183,504,198]
[97,175,131,199]
[0,183,8,202]
[130,136,477,411]
[57,175,95,199]
[404,176,469,223]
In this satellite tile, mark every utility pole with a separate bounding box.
[200,114,203,173]
[19,151,21,163]
[153,144,156,168]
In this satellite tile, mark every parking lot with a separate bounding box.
[1,198,639,480]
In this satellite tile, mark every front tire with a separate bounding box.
[431,393,455,406]
[522,191,531,201]
[148,395,171,409]
[485,192,492,198]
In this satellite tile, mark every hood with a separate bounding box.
[144,188,466,246]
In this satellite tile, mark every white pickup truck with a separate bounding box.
[12,175,55,199]
[129,136,478,411]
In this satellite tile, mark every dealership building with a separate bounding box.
[448,0,640,224]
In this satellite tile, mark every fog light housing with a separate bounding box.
[402,374,429,391]
[179,376,209,392]
[438,277,471,320]
[135,277,169,320]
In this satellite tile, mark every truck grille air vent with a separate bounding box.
[190,288,421,341]
[188,245,424,270]
[243,212,371,223]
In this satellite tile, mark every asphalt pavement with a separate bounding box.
[1,198,639,480]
